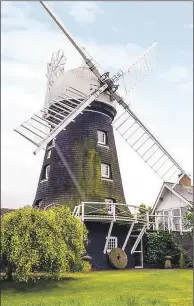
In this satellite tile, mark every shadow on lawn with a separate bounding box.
[1,276,80,293]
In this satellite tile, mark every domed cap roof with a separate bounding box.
[47,62,116,109]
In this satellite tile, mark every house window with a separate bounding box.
[156,211,164,230]
[41,165,50,181]
[172,208,181,231]
[163,210,169,230]
[156,208,183,231]
[97,130,107,145]
[105,198,115,214]
[101,163,111,179]
[107,236,118,252]
[156,210,169,230]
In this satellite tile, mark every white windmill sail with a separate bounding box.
[118,43,159,94]
[14,1,190,189]
[39,1,190,186]
[112,102,189,184]
[39,1,101,81]
[14,83,108,154]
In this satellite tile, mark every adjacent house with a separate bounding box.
[152,174,193,232]
[1,208,15,216]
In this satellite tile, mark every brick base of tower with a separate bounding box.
[33,101,125,210]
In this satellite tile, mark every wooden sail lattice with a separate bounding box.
[119,43,159,94]
[14,83,108,154]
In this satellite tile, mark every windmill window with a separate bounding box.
[97,130,107,145]
[34,199,43,208]
[41,165,50,181]
[46,149,51,158]
[105,198,115,214]
[101,163,111,179]
[47,139,55,149]
[46,149,51,159]
[107,236,118,252]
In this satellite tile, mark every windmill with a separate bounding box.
[14,1,190,203]
[13,2,191,268]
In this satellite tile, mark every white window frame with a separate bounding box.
[48,139,55,149]
[97,130,107,145]
[163,210,169,230]
[106,236,118,252]
[171,208,181,231]
[101,163,110,179]
[41,165,50,182]
[46,165,50,180]
[105,198,115,215]
[156,208,185,231]
[46,149,52,159]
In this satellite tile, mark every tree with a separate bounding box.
[138,204,152,217]
[1,206,88,282]
[137,204,155,228]
[50,205,88,272]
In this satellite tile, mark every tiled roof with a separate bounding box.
[166,182,193,203]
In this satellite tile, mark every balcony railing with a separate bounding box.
[72,202,191,234]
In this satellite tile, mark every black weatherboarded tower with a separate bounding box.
[33,64,126,210]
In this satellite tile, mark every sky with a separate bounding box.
[1,1,193,209]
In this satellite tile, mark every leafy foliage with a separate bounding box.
[52,206,88,272]
[1,206,88,282]
[184,203,193,231]
[143,231,180,266]
[137,204,155,223]
[137,204,152,216]
[73,141,125,204]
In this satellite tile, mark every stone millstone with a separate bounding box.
[108,248,128,269]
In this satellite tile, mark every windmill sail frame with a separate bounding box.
[14,1,190,189]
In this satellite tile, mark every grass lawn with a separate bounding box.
[1,269,192,306]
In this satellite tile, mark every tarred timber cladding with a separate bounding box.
[85,222,135,270]
[33,102,125,210]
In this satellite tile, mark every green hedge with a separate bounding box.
[143,231,180,267]
[143,231,193,268]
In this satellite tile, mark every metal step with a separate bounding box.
[131,225,146,254]
[113,104,189,184]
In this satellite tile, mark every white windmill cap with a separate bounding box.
[47,62,116,109]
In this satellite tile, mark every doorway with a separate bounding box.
[131,235,143,268]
